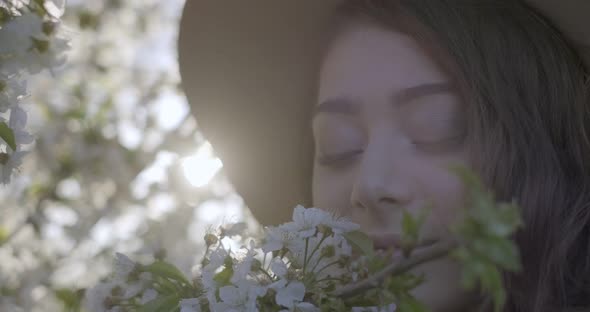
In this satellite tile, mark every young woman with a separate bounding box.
[178,1,590,311]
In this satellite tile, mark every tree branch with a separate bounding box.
[334,239,460,297]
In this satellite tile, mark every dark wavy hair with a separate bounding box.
[331,0,590,311]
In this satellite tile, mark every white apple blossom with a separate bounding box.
[88,206,416,311]
[286,234,349,277]
[212,282,265,312]
[0,76,26,113]
[275,281,311,310]
[180,298,202,312]
[202,247,230,307]
[351,304,397,312]
[270,257,288,279]
[327,217,360,234]
[140,288,158,304]
[0,12,43,55]
[0,1,69,186]
[84,281,120,312]
[112,252,137,281]
[8,106,33,145]
[122,272,152,299]
[281,206,331,238]
[231,242,257,284]
[1,150,25,184]
[280,205,359,239]
[261,225,304,253]
[202,247,229,287]
[0,10,69,74]
[19,35,69,74]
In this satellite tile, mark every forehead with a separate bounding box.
[318,23,449,100]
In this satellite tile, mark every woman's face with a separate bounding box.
[312,23,479,311]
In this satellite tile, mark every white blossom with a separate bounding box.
[270,257,288,279]
[0,11,69,75]
[179,298,201,312]
[9,106,34,146]
[275,281,308,309]
[113,253,137,281]
[231,242,257,284]
[84,281,120,312]
[212,281,265,312]
[19,36,69,74]
[0,4,69,187]
[202,247,230,307]
[281,206,332,238]
[84,204,395,312]
[140,288,158,304]
[0,76,26,113]
[281,206,359,236]
[326,234,352,258]
[122,272,151,299]
[0,12,43,55]
[352,304,397,312]
[261,225,304,253]
[1,150,26,184]
[327,217,360,234]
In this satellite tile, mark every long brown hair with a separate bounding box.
[331,0,590,311]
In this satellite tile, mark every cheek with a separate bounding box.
[312,166,354,214]
[418,162,468,229]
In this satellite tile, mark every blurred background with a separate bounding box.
[0,0,258,310]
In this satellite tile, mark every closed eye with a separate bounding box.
[412,135,465,152]
[316,150,363,167]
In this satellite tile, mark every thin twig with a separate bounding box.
[334,239,460,297]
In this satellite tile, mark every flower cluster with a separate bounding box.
[0,0,69,183]
[86,206,402,312]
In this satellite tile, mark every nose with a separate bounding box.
[350,148,413,214]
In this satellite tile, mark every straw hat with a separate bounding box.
[177,0,590,225]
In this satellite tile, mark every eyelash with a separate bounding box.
[413,135,465,152]
[316,150,362,168]
[317,135,465,167]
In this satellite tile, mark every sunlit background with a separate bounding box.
[0,0,258,310]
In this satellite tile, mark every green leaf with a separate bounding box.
[0,226,7,245]
[395,295,430,312]
[213,266,233,287]
[447,163,523,306]
[78,11,100,30]
[0,122,16,151]
[402,209,419,241]
[486,202,523,236]
[139,294,180,312]
[447,164,484,192]
[480,265,506,312]
[473,236,522,272]
[143,261,191,286]
[156,276,179,295]
[400,208,430,257]
[343,230,374,258]
[54,288,83,311]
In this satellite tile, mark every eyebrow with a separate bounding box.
[313,82,456,118]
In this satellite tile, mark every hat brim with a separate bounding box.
[527,0,590,66]
[178,0,340,225]
[177,0,590,225]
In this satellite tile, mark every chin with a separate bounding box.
[409,257,483,312]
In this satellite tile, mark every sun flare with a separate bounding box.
[181,142,223,187]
